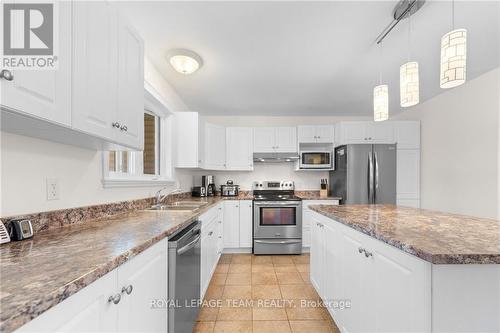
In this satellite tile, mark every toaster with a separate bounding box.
[9,219,33,241]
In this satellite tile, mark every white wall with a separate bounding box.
[395,68,500,219]
[0,58,193,217]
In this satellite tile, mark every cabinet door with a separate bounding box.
[394,122,420,149]
[117,240,167,333]
[323,222,342,318]
[238,200,253,248]
[201,231,211,297]
[217,205,224,254]
[204,123,227,170]
[226,127,253,170]
[309,215,324,293]
[174,112,199,168]
[275,127,297,152]
[315,125,334,143]
[397,149,420,200]
[368,122,394,143]
[253,128,276,153]
[341,122,367,144]
[17,270,118,333]
[116,15,144,150]
[298,126,317,143]
[0,2,71,127]
[223,201,240,248]
[72,1,118,141]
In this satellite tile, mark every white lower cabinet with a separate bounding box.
[239,201,253,247]
[16,239,168,333]
[223,200,253,250]
[302,200,339,250]
[310,211,431,333]
[200,205,222,298]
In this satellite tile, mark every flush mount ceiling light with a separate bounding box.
[440,0,467,89]
[168,49,203,75]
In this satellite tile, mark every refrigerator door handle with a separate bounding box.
[374,152,379,203]
[368,152,374,204]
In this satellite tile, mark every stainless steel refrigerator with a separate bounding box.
[329,144,397,204]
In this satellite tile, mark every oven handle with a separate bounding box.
[253,201,302,206]
[254,240,302,245]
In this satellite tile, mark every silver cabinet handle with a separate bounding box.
[364,250,373,258]
[0,69,14,81]
[120,125,128,132]
[108,293,121,304]
[358,247,365,254]
[112,122,120,128]
[208,231,213,236]
[121,285,133,295]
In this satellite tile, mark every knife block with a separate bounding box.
[320,189,328,198]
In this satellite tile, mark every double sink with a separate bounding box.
[144,201,209,213]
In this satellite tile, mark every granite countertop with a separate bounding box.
[309,204,500,265]
[295,191,342,201]
[0,197,224,333]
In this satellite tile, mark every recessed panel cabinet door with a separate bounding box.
[253,128,276,153]
[72,1,118,141]
[309,215,323,292]
[239,201,253,248]
[275,127,297,152]
[315,125,334,143]
[226,127,253,170]
[205,123,227,170]
[223,201,240,248]
[297,126,317,143]
[117,240,167,333]
[116,16,144,150]
[0,2,71,126]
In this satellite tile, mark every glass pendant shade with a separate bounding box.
[400,61,419,107]
[440,28,467,88]
[373,84,389,122]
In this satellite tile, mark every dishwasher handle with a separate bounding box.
[177,234,201,255]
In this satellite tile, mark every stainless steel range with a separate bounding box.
[253,181,302,254]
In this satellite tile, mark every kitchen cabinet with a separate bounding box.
[335,121,394,144]
[223,200,253,250]
[174,112,205,168]
[201,207,221,298]
[310,211,431,333]
[239,200,253,248]
[298,125,334,143]
[397,149,420,203]
[217,204,224,254]
[204,123,227,170]
[394,121,420,149]
[16,239,168,333]
[72,2,144,150]
[0,2,72,127]
[226,127,254,170]
[302,200,339,250]
[253,127,297,153]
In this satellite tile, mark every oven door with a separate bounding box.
[253,201,302,239]
[299,151,332,169]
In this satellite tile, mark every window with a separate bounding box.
[102,85,175,188]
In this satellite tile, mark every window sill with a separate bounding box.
[102,178,176,188]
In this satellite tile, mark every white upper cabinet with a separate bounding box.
[204,123,227,170]
[174,112,204,168]
[369,122,394,143]
[253,127,297,153]
[298,125,334,143]
[394,121,421,149]
[226,127,254,171]
[0,2,72,127]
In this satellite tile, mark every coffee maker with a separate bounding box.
[202,175,216,197]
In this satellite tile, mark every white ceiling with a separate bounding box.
[118,1,500,116]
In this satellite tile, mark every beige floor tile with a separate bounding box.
[252,255,273,264]
[197,305,219,321]
[285,299,328,320]
[274,264,298,273]
[231,254,252,264]
[279,285,316,300]
[205,285,224,300]
[253,321,292,333]
[213,321,252,333]
[222,285,252,299]
[294,264,309,273]
[252,306,288,321]
[252,284,282,300]
[228,263,251,273]
[272,255,295,264]
[217,303,252,321]
[225,273,251,286]
[252,272,278,285]
[218,254,233,264]
[252,264,275,273]
[289,320,334,333]
[298,271,311,285]
[215,264,229,274]
[276,272,304,285]
[194,321,215,333]
[210,273,227,286]
[292,255,310,264]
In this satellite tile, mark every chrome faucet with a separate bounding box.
[155,187,183,206]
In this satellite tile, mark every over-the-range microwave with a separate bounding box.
[299,151,333,169]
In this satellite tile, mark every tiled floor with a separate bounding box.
[194,253,341,333]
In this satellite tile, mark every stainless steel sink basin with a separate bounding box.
[168,201,208,207]
[143,204,201,212]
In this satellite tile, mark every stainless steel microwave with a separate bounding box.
[299,151,333,169]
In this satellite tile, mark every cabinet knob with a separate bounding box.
[120,125,128,132]
[0,69,14,81]
[364,250,373,258]
[208,231,213,236]
[112,122,121,129]
[108,293,121,304]
[121,284,133,295]
[358,247,365,254]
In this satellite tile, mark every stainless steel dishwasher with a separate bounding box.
[168,220,201,333]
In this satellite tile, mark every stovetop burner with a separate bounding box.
[253,190,302,202]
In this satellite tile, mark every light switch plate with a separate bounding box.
[46,178,59,200]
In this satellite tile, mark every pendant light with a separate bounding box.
[440,0,467,88]
[374,44,389,122]
[400,13,419,107]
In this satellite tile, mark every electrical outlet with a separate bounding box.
[46,179,59,200]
